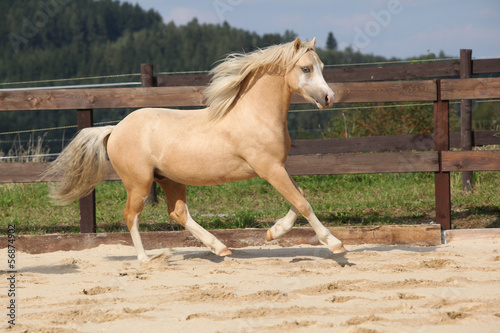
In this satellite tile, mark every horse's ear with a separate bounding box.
[293,37,302,52]
[311,37,316,47]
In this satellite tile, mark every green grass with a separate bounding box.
[1,171,499,235]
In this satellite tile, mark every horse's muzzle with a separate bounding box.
[314,87,334,109]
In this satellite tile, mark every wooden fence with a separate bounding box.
[1,50,499,234]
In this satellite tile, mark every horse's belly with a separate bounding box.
[155,151,257,186]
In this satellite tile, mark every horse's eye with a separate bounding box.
[301,66,311,74]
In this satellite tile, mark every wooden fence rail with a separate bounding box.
[1,53,500,234]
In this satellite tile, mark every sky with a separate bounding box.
[123,0,500,59]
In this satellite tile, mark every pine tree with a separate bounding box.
[326,32,337,50]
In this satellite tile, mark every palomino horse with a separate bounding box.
[45,37,346,263]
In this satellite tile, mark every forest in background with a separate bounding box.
[0,0,398,83]
[1,0,492,156]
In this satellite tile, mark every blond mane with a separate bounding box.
[204,38,315,121]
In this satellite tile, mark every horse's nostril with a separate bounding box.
[325,95,332,106]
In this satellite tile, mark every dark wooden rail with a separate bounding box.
[1,53,499,233]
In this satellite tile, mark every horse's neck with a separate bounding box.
[234,68,291,126]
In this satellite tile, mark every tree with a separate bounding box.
[283,30,298,43]
[326,32,337,50]
[0,0,405,153]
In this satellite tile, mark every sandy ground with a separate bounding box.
[2,239,500,333]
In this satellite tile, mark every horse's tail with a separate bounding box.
[43,126,115,206]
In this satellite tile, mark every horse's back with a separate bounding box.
[106,107,256,186]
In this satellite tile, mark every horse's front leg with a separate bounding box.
[266,176,303,241]
[261,165,346,254]
[266,206,299,241]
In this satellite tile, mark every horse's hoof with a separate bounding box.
[330,244,347,254]
[217,248,233,257]
[138,256,151,264]
[266,229,274,241]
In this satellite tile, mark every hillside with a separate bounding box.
[0,0,447,155]
[0,0,398,85]
[2,0,298,84]
[1,0,162,81]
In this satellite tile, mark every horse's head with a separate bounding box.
[287,37,334,109]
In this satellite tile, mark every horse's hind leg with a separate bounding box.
[159,179,232,256]
[123,184,152,263]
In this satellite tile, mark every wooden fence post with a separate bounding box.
[141,63,158,204]
[460,49,473,191]
[434,80,451,230]
[77,109,96,233]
